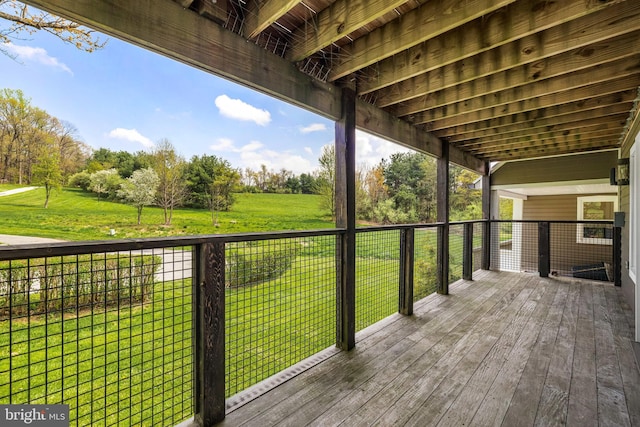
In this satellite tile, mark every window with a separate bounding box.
[576,195,617,245]
[630,142,638,283]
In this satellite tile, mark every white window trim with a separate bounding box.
[630,142,638,284]
[576,195,617,245]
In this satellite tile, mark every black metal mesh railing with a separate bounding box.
[225,235,336,397]
[0,248,193,427]
[549,222,614,280]
[473,221,483,273]
[413,226,439,301]
[449,223,464,284]
[490,221,539,273]
[355,230,400,332]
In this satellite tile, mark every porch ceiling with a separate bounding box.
[21,0,640,167]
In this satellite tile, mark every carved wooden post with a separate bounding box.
[194,241,226,425]
[335,87,356,351]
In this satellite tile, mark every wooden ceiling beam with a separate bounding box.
[244,0,303,40]
[490,143,620,161]
[436,101,633,140]
[377,30,640,109]
[469,130,622,155]
[396,50,640,118]
[409,59,640,126]
[357,0,630,93]
[427,83,640,131]
[446,109,631,143]
[19,0,485,172]
[461,119,628,149]
[288,0,407,62]
[328,0,516,81]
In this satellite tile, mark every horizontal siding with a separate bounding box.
[523,194,577,221]
[492,151,617,185]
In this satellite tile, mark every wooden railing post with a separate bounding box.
[335,87,356,351]
[482,220,491,270]
[194,242,226,426]
[399,228,414,315]
[538,222,550,278]
[463,222,473,280]
[437,224,449,294]
[613,226,622,286]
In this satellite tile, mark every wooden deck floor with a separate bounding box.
[220,270,640,426]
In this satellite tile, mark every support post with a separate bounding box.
[538,222,550,278]
[613,226,622,286]
[437,141,450,294]
[194,241,226,426]
[463,222,473,280]
[399,228,414,315]
[335,87,356,351]
[481,163,491,270]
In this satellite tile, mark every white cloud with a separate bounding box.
[214,94,271,126]
[239,148,313,174]
[108,128,154,148]
[300,123,327,134]
[3,42,73,75]
[241,141,263,152]
[304,147,313,155]
[355,130,412,167]
[210,137,237,151]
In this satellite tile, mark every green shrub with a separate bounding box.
[226,242,300,288]
[0,254,160,318]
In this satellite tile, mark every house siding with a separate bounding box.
[492,151,617,186]
[520,194,614,278]
[620,119,638,324]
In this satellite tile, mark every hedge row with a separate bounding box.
[226,242,300,288]
[0,254,161,317]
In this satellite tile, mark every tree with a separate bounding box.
[0,1,105,57]
[316,145,336,218]
[117,167,159,225]
[186,154,239,210]
[89,168,122,201]
[151,139,187,225]
[32,138,62,208]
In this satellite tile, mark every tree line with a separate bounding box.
[1,88,481,225]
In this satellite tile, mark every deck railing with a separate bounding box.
[0,220,619,425]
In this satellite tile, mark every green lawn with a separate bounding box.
[0,186,464,426]
[0,187,333,240]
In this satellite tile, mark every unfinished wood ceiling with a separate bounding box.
[21,0,640,167]
[202,0,640,162]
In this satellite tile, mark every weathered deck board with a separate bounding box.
[220,271,639,427]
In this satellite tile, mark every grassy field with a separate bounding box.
[0,187,333,241]
[0,186,466,426]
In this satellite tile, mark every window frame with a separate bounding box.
[576,195,617,245]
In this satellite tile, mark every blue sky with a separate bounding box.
[1,17,410,175]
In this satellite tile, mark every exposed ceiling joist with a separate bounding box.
[328,0,516,81]
[244,0,303,39]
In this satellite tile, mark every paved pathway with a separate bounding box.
[0,186,38,197]
[0,234,64,245]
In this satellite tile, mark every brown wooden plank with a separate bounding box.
[592,284,632,427]
[400,54,640,119]
[222,276,497,425]
[427,82,640,131]
[370,274,538,426]
[500,279,569,426]
[436,277,556,427]
[604,285,640,426]
[358,0,634,94]
[328,0,515,80]
[244,0,303,39]
[377,31,640,109]
[534,280,579,425]
[325,273,523,427]
[288,0,408,61]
